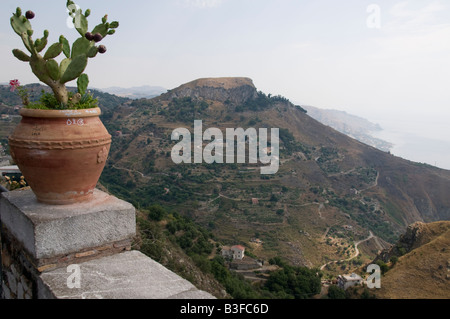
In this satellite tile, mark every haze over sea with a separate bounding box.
[367,112,450,170]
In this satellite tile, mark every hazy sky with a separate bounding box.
[1,0,450,167]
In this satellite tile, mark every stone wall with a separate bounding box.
[1,222,38,299]
[0,189,214,299]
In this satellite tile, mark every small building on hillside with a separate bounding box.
[337,273,363,290]
[232,245,245,260]
[250,238,263,244]
[222,245,245,260]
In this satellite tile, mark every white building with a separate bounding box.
[337,273,363,290]
[221,245,245,260]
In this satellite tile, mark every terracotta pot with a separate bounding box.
[8,107,111,205]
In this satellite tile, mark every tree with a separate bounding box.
[376,260,389,275]
[270,194,279,202]
[327,285,347,299]
[390,256,398,266]
[147,204,166,221]
[264,264,321,299]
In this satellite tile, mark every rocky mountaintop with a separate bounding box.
[375,221,450,263]
[372,221,450,299]
[160,77,258,105]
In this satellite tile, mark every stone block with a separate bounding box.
[39,250,215,299]
[0,189,136,260]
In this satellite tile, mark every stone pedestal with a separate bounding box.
[0,189,214,299]
[1,189,136,269]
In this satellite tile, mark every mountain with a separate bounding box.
[99,85,167,99]
[2,78,450,298]
[371,221,450,299]
[302,105,393,152]
[97,77,450,274]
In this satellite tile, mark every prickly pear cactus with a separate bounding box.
[10,1,119,107]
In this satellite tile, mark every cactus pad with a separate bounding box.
[10,1,119,107]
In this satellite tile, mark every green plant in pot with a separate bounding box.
[8,1,119,205]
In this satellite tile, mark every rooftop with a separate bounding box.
[232,245,245,251]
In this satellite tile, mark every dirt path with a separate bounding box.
[351,231,374,259]
[112,164,149,179]
[318,203,324,219]
[319,231,375,271]
[208,193,241,203]
[360,172,380,192]
[328,168,357,177]
[322,226,331,239]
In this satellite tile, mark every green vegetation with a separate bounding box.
[265,257,322,299]
[390,256,398,266]
[317,146,340,174]
[159,97,209,123]
[295,104,307,113]
[166,213,214,256]
[357,167,378,184]
[27,90,98,110]
[235,91,274,112]
[235,91,306,113]
[208,256,269,299]
[375,259,389,275]
[100,164,199,206]
[382,201,404,226]
[327,285,346,299]
[137,206,250,298]
[279,128,311,156]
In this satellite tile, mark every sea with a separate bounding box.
[369,114,450,171]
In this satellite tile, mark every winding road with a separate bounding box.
[319,231,375,271]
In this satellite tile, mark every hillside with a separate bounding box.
[372,221,450,299]
[95,77,450,275]
[2,78,450,296]
[133,208,229,298]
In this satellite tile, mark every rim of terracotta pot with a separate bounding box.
[19,107,102,118]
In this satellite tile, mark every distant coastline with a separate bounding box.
[302,104,450,170]
[371,125,450,170]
